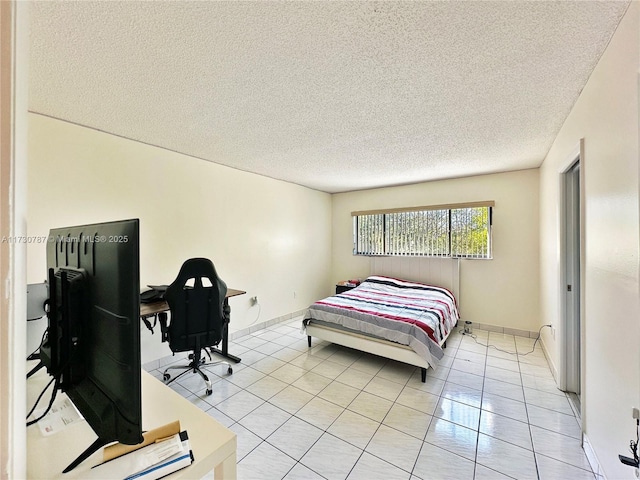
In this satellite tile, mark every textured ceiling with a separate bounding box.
[29,1,629,193]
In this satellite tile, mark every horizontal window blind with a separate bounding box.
[353,202,493,259]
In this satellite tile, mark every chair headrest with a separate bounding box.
[169,258,226,293]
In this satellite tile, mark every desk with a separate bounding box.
[27,364,237,479]
[141,288,246,363]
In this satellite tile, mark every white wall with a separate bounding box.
[539,3,639,478]
[331,169,540,333]
[1,2,28,478]
[26,114,332,363]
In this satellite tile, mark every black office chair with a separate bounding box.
[162,258,233,395]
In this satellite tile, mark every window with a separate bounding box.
[352,202,493,259]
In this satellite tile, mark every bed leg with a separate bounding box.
[307,335,311,348]
[421,367,426,383]
[443,340,447,349]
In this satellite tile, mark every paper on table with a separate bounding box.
[84,432,187,479]
[36,398,84,436]
[124,435,193,480]
[103,420,181,461]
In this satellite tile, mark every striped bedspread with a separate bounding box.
[303,276,460,367]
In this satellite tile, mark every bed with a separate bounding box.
[302,257,460,382]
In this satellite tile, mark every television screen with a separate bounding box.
[39,218,143,472]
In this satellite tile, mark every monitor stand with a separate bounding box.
[62,437,110,473]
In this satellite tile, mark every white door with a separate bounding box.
[563,161,581,402]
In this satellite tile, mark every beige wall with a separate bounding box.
[331,169,540,333]
[26,114,333,363]
[539,3,639,478]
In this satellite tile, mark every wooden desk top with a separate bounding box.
[140,288,246,318]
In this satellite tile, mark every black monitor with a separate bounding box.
[38,218,143,472]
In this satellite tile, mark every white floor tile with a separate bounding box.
[451,357,486,377]
[335,367,375,390]
[482,391,528,423]
[295,396,345,430]
[300,433,363,480]
[375,360,416,385]
[245,375,289,400]
[203,378,243,406]
[440,381,483,409]
[536,453,597,480]
[434,397,480,431]
[347,452,411,480]
[486,355,521,373]
[292,371,333,395]
[479,409,533,450]
[530,426,593,471]
[271,363,307,384]
[413,442,476,480]
[349,353,387,376]
[283,462,327,480]
[165,323,588,480]
[267,416,324,461]
[268,385,314,414]
[311,359,349,380]
[363,375,405,402]
[476,433,538,480]
[328,409,380,449]
[524,387,574,415]
[237,441,297,480]
[474,464,514,480]
[318,379,362,407]
[365,424,423,472]
[228,423,262,461]
[214,389,265,421]
[484,364,523,386]
[226,365,266,389]
[348,391,393,422]
[238,402,292,439]
[396,385,440,415]
[327,346,362,367]
[483,377,525,403]
[446,369,485,391]
[425,417,478,461]
[527,404,582,439]
[382,403,433,440]
[251,356,287,375]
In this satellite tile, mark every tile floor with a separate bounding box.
[146,318,597,480]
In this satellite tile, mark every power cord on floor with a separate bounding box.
[458,324,552,357]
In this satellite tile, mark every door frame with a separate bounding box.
[557,140,586,419]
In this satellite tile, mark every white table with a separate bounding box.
[27,365,237,479]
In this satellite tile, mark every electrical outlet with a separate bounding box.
[250,296,258,305]
[632,407,640,420]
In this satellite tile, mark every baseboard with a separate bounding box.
[539,334,559,383]
[583,433,607,479]
[466,321,541,339]
[228,309,306,340]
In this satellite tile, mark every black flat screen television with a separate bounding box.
[39,218,143,472]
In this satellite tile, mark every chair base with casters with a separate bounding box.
[162,349,233,396]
